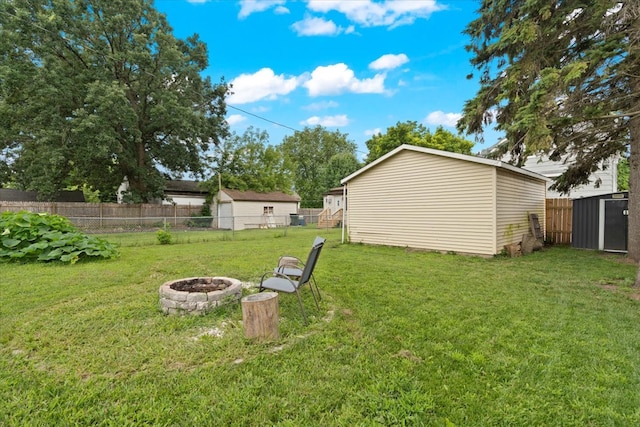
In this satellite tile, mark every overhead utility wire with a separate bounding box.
[0,6,301,135]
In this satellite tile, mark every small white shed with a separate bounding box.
[215,189,300,230]
[340,145,549,256]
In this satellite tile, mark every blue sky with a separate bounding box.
[155,0,501,158]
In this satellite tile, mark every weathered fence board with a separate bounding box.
[546,198,573,244]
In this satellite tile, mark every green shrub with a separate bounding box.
[156,229,173,245]
[0,211,119,263]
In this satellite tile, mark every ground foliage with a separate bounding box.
[0,211,119,263]
[1,228,639,425]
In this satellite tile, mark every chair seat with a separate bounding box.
[260,276,299,293]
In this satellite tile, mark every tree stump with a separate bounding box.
[241,292,279,341]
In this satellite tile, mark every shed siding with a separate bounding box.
[495,169,546,250]
[347,150,497,255]
[233,201,297,229]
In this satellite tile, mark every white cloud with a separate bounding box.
[306,0,445,29]
[303,63,386,96]
[227,68,300,104]
[292,17,342,36]
[425,111,462,127]
[226,114,247,126]
[186,0,209,3]
[369,53,409,70]
[364,128,382,136]
[301,115,349,127]
[303,100,339,111]
[238,0,287,19]
[274,5,290,15]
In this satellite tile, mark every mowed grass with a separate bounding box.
[1,227,639,426]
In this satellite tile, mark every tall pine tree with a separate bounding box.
[458,0,640,262]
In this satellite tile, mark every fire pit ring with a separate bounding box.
[159,276,242,315]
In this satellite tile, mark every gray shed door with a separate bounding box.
[603,199,628,252]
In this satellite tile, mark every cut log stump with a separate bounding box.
[241,292,279,341]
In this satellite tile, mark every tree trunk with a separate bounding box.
[241,292,279,341]
[628,101,640,262]
[628,11,640,263]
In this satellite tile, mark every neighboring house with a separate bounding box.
[519,153,618,198]
[481,140,619,199]
[117,178,209,207]
[340,144,548,256]
[319,187,345,228]
[162,180,209,206]
[214,189,300,230]
[0,188,85,202]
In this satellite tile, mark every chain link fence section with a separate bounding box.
[68,213,334,234]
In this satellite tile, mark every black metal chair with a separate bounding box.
[259,237,325,323]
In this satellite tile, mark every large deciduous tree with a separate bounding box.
[210,127,291,194]
[457,0,640,263]
[278,126,360,208]
[365,121,474,164]
[0,0,229,202]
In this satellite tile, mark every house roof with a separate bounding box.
[0,188,85,202]
[165,180,208,195]
[221,189,300,202]
[341,144,550,184]
[324,186,346,196]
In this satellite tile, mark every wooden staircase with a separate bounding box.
[318,208,343,228]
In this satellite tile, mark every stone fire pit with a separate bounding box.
[159,276,242,315]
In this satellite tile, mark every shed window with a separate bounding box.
[263,206,274,215]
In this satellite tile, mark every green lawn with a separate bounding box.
[1,227,639,426]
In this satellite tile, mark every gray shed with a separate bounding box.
[572,192,629,253]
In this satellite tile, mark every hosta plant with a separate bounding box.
[0,211,119,263]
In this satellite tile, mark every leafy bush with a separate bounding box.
[156,228,173,245]
[0,211,119,263]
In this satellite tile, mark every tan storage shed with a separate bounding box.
[215,189,300,230]
[340,145,548,256]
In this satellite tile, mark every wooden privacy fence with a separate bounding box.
[546,198,572,244]
[0,201,203,219]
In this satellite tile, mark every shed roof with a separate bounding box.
[221,189,300,202]
[341,144,549,184]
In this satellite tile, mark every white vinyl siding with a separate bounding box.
[232,201,297,230]
[346,150,497,255]
[215,191,298,230]
[495,169,547,250]
[522,154,617,198]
